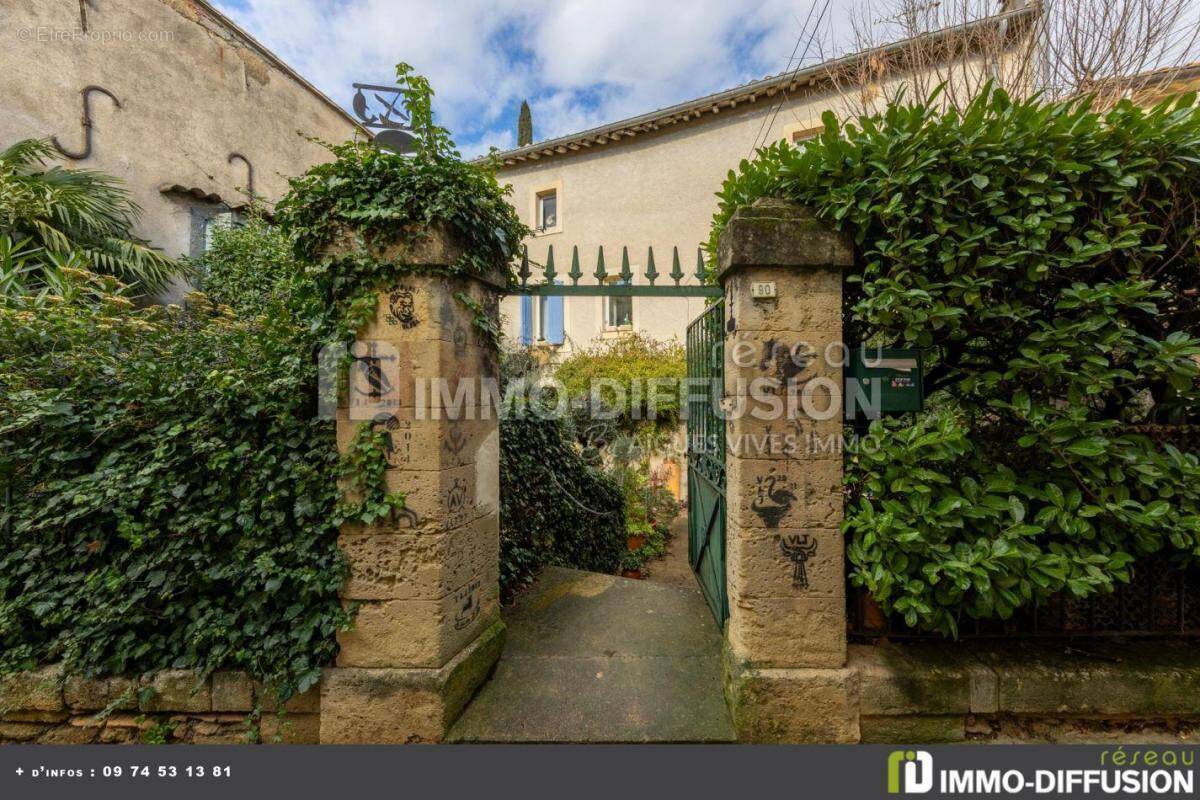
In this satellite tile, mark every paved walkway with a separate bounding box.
[448,562,735,743]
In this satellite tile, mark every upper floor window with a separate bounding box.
[537,190,558,232]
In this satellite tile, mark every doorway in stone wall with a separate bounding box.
[447,244,735,743]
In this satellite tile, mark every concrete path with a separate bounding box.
[448,565,735,743]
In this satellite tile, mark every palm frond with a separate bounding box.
[0,138,187,292]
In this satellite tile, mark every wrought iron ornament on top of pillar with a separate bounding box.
[350,82,419,155]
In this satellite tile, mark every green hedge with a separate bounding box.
[0,274,348,699]
[499,413,626,596]
[710,88,1200,635]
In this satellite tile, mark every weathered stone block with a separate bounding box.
[725,646,859,743]
[0,721,46,741]
[357,275,500,348]
[379,460,499,534]
[260,713,321,744]
[726,525,843,600]
[860,714,966,744]
[321,620,504,743]
[723,328,843,407]
[725,457,842,531]
[725,402,844,462]
[255,684,321,714]
[336,576,500,669]
[139,670,211,713]
[337,412,496,472]
[0,664,63,713]
[723,264,841,334]
[63,675,137,711]
[852,643,972,716]
[716,199,854,276]
[728,595,847,669]
[210,672,254,712]
[340,515,500,601]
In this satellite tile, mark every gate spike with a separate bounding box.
[543,244,556,284]
[695,247,707,283]
[670,246,684,286]
[568,245,582,285]
[594,245,607,282]
[519,245,530,287]
[619,246,633,284]
[645,246,658,285]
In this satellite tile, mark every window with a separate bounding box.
[785,124,824,145]
[604,276,633,330]
[519,289,563,346]
[203,211,236,251]
[536,190,557,232]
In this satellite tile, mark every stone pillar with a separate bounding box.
[716,198,859,742]
[320,230,505,744]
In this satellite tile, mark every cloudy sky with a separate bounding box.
[212,0,860,158]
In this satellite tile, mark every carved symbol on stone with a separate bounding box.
[758,339,810,394]
[780,534,818,589]
[453,580,482,630]
[446,477,469,514]
[391,506,420,529]
[370,413,411,468]
[384,285,419,329]
[751,467,797,528]
[442,424,468,464]
[351,343,397,400]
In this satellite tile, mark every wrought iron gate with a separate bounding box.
[686,299,727,624]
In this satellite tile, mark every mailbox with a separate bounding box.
[845,347,924,417]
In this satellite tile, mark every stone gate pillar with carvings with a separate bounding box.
[320,227,505,744]
[716,198,858,742]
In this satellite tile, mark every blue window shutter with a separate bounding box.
[547,291,564,345]
[519,296,533,345]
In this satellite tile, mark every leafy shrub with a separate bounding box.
[0,272,349,698]
[0,139,185,293]
[499,413,626,597]
[553,333,685,434]
[276,64,527,342]
[710,88,1200,635]
[612,461,680,572]
[193,211,308,318]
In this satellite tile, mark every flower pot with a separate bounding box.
[626,533,646,551]
[621,568,642,580]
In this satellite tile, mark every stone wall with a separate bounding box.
[0,666,319,744]
[857,640,1200,743]
[0,0,362,299]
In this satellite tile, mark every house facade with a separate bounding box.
[0,0,363,298]
[492,4,1037,358]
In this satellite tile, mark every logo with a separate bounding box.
[888,750,934,794]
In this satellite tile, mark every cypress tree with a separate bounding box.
[517,100,533,147]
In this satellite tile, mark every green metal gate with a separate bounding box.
[686,299,727,624]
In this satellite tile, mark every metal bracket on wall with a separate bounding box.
[51,85,121,161]
[78,0,96,32]
[227,152,255,200]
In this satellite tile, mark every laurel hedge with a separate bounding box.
[710,88,1200,635]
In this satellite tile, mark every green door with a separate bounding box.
[686,300,727,624]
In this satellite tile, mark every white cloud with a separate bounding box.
[213,0,858,156]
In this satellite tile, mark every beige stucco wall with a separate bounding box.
[495,84,855,357]
[0,0,361,298]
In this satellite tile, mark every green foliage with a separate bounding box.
[498,413,626,597]
[553,333,686,434]
[275,64,528,343]
[192,211,308,318]
[0,271,350,699]
[711,87,1200,635]
[0,138,187,293]
[611,461,679,572]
